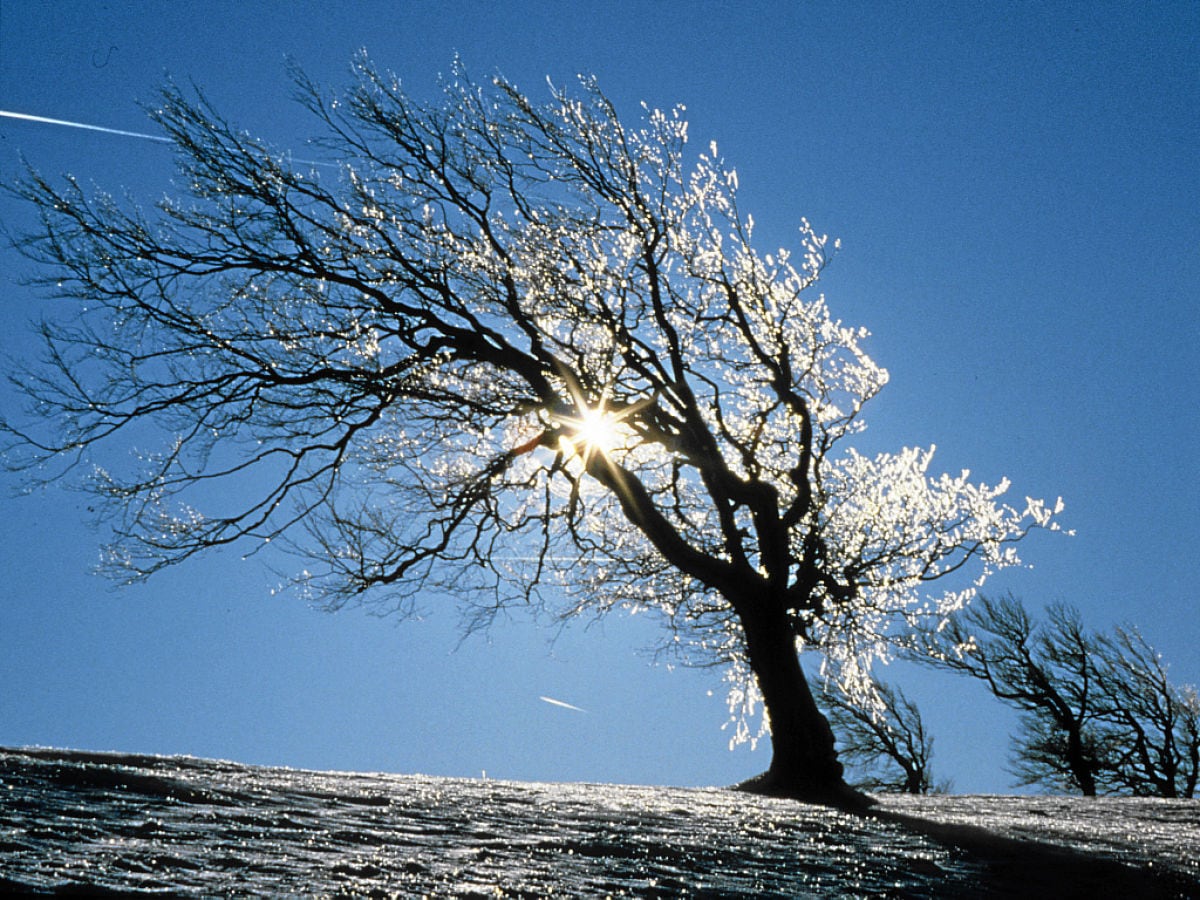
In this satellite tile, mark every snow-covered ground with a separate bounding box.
[878,793,1199,888]
[2,747,1196,897]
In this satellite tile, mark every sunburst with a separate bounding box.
[510,374,653,467]
[556,388,626,467]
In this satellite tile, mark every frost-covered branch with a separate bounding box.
[3,54,1066,800]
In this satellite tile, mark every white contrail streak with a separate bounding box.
[0,110,171,143]
[538,695,588,713]
[0,109,337,169]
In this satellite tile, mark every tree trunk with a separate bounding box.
[732,600,872,810]
[1064,729,1097,796]
[902,765,925,795]
[1184,734,1198,799]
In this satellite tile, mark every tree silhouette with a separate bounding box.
[819,675,944,794]
[1092,625,1199,798]
[1,56,1063,806]
[918,594,1105,795]
[922,593,1198,797]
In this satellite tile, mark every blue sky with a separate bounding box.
[1,2,1196,793]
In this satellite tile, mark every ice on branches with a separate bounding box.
[3,54,1066,757]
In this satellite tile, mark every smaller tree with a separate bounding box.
[922,594,1199,798]
[818,675,943,794]
[918,593,1105,795]
[1092,626,1199,799]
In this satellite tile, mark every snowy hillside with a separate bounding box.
[2,747,1195,897]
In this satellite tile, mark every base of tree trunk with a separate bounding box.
[732,770,876,812]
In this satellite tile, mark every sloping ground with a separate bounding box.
[1,747,1196,898]
[877,793,1199,889]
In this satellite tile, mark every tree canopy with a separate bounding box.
[2,56,1064,801]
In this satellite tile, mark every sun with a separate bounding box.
[572,405,620,455]
[558,397,623,466]
[508,393,627,463]
[557,380,660,465]
[509,377,652,466]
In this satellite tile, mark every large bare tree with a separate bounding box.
[1,57,1063,806]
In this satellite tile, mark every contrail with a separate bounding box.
[538,695,588,713]
[0,110,171,143]
[0,109,337,168]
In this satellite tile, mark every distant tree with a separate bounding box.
[818,675,944,794]
[1091,626,1199,799]
[922,593,1198,797]
[0,55,1063,806]
[918,594,1105,795]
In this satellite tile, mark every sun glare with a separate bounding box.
[543,382,654,466]
[560,402,623,465]
[574,407,619,454]
[510,393,633,463]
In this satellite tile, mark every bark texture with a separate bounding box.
[733,601,873,810]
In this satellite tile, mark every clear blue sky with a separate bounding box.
[1,1,1196,794]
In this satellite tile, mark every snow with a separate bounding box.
[878,793,1200,887]
[2,747,1195,897]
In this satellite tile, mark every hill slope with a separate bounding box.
[2,747,1196,897]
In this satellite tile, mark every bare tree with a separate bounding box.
[922,594,1198,797]
[0,56,1063,806]
[919,594,1105,795]
[1092,626,1199,798]
[818,675,943,794]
